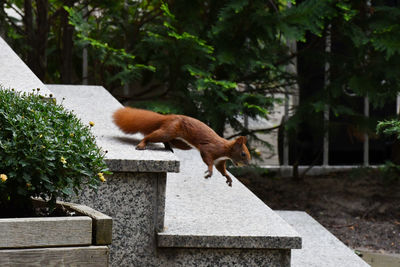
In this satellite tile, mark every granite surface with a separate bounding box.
[0,37,51,97]
[73,171,292,267]
[73,172,166,266]
[159,149,301,249]
[47,84,179,173]
[277,211,370,267]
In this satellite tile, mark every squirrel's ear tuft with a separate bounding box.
[235,136,247,145]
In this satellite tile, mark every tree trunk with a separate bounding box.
[23,0,35,69]
[61,0,74,83]
[35,0,49,81]
[24,0,49,81]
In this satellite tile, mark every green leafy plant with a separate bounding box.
[0,87,110,217]
[64,5,156,86]
[377,119,400,138]
[377,119,400,181]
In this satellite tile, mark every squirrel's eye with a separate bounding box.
[241,151,246,157]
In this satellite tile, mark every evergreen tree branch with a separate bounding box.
[227,125,281,140]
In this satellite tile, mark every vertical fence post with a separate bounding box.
[397,94,400,115]
[82,48,88,85]
[283,89,290,166]
[364,96,369,166]
[82,6,88,85]
[323,25,331,167]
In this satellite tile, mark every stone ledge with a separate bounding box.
[158,149,301,249]
[0,37,51,97]
[276,210,370,267]
[158,234,300,249]
[260,165,380,177]
[47,84,179,173]
[157,247,291,266]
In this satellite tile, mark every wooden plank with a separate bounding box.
[0,246,109,267]
[58,201,112,245]
[31,198,112,245]
[0,216,92,248]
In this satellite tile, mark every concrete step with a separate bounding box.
[277,211,370,267]
[159,149,301,266]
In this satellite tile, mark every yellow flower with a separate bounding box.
[98,173,106,182]
[39,134,43,138]
[60,156,67,164]
[89,121,95,127]
[70,133,74,137]
[254,148,261,156]
[0,174,7,182]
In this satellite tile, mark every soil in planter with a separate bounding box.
[0,200,78,218]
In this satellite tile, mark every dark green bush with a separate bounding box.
[377,119,400,181]
[377,120,400,139]
[0,88,109,217]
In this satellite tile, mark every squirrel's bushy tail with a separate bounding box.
[113,107,166,135]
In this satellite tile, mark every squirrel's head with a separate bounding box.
[230,136,251,167]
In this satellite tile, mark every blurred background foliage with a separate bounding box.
[1,0,400,161]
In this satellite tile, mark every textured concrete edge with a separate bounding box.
[155,174,167,232]
[155,247,292,267]
[156,234,302,249]
[105,159,180,173]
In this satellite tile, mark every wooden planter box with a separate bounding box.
[0,200,112,266]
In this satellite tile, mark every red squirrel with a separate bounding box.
[113,107,251,186]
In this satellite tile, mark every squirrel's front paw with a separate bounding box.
[225,176,232,187]
[204,170,212,179]
[136,143,146,150]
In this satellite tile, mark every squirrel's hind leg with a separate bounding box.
[136,129,175,150]
[200,152,214,179]
[169,139,192,150]
[163,142,174,152]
